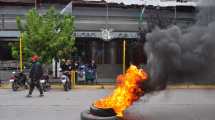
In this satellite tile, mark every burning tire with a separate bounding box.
[81,65,147,120]
[90,105,116,117]
[81,110,118,120]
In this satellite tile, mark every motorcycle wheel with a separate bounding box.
[43,84,47,92]
[12,82,18,91]
[40,83,45,92]
[64,83,69,91]
[25,84,28,89]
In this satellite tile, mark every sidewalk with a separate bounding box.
[1,82,215,89]
[2,76,215,89]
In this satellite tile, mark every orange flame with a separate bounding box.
[94,65,148,117]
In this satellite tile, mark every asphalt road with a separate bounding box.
[0,88,111,120]
[125,89,215,120]
[0,88,215,120]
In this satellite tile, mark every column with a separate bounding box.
[109,41,117,64]
[91,40,97,61]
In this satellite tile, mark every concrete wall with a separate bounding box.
[0,5,141,32]
[0,4,197,82]
[0,4,196,32]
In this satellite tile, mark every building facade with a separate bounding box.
[0,0,196,79]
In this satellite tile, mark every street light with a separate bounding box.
[174,0,177,24]
[101,1,113,41]
[35,0,37,9]
[100,1,114,65]
[101,28,113,41]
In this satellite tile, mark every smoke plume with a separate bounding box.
[144,0,215,92]
[123,1,215,118]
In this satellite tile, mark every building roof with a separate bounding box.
[0,0,198,7]
[0,0,33,3]
[85,0,198,6]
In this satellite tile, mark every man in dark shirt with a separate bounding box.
[89,60,96,70]
[26,55,44,97]
[86,60,97,83]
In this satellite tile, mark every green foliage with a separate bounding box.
[12,7,75,63]
[10,42,19,60]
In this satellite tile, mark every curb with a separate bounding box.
[1,84,215,89]
[0,83,115,89]
[167,84,215,89]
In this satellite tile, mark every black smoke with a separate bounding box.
[143,0,215,92]
[123,1,215,119]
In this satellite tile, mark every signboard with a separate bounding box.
[0,31,138,40]
[75,31,138,39]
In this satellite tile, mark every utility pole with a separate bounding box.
[174,0,177,24]
[35,0,41,10]
[105,2,109,30]
[123,40,126,74]
[35,0,37,10]
[19,33,23,72]
[102,2,109,64]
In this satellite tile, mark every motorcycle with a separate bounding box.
[40,74,51,92]
[60,71,71,91]
[10,71,28,91]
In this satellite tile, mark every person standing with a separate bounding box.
[60,59,67,71]
[26,55,44,97]
[65,59,73,71]
[86,60,97,83]
[89,60,96,70]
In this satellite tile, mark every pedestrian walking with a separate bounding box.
[26,55,44,97]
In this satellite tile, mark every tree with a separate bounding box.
[12,7,75,63]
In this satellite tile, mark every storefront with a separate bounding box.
[0,0,196,79]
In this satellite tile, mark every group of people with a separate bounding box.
[60,59,79,72]
[60,59,97,83]
[25,55,98,97]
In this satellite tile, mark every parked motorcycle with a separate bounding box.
[60,71,71,91]
[40,74,51,92]
[10,71,28,91]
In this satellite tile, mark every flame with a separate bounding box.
[94,65,148,117]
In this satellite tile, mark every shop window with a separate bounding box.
[0,42,14,61]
